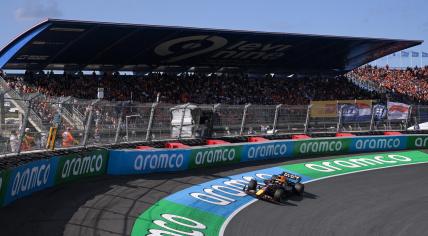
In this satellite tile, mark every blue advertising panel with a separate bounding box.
[4,158,58,205]
[107,149,191,175]
[350,136,408,153]
[241,141,294,162]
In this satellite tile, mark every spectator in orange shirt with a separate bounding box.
[21,128,35,151]
[62,127,77,147]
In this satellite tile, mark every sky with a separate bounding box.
[0,0,427,68]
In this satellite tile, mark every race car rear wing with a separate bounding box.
[282,172,302,183]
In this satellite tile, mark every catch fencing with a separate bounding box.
[0,88,427,156]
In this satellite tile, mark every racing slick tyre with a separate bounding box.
[293,183,305,195]
[274,188,286,202]
[248,179,257,191]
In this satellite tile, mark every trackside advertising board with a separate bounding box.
[0,170,9,206]
[349,135,407,152]
[189,145,242,169]
[241,140,293,162]
[55,150,109,184]
[407,135,428,149]
[293,138,350,156]
[108,149,191,175]
[4,158,58,205]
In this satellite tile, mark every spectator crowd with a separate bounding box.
[350,65,428,104]
[4,70,380,105]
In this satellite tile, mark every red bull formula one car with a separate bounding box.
[243,172,305,203]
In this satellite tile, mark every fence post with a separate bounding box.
[178,103,190,139]
[336,105,343,133]
[146,102,158,141]
[404,105,412,130]
[239,103,251,136]
[304,105,311,134]
[369,105,376,132]
[114,105,124,144]
[82,99,100,147]
[0,91,5,131]
[272,104,282,135]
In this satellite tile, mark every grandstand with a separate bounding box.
[0,19,425,159]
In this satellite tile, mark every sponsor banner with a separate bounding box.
[241,140,293,162]
[131,199,225,236]
[373,104,387,121]
[107,149,191,175]
[0,170,10,206]
[350,136,407,152]
[293,138,351,156]
[407,135,428,149]
[340,100,372,122]
[311,100,372,118]
[310,101,338,118]
[4,158,58,205]
[282,150,428,179]
[55,150,109,184]
[189,145,242,169]
[387,101,410,120]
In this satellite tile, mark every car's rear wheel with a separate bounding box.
[293,183,304,195]
[248,179,257,191]
[274,188,285,202]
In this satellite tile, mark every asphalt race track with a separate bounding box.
[225,163,428,236]
[1,152,428,236]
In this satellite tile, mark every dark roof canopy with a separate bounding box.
[0,19,422,74]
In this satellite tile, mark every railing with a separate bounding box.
[0,77,47,132]
[0,87,426,156]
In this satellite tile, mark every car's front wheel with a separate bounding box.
[248,179,257,191]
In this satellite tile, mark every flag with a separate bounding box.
[387,102,410,120]
[422,52,428,57]
[340,104,358,122]
[412,51,419,57]
[355,101,372,121]
[339,100,372,122]
[373,104,387,121]
[401,51,409,57]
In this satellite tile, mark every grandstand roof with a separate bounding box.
[0,19,422,74]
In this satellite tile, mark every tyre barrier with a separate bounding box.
[1,134,428,207]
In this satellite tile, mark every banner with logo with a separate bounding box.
[350,136,407,152]
[311,100,372,118]
[340,100,372,123]
[340,104,359,122]
[55,150,109,184]
[0,170,10,206]
[189,145,242,169]
[107,149,191,175]
[4,158,58,205]
[387,102,410,120]
[373,104,387,121]
[241,140,293,162]
[407,135,428,149]
[310,101,338,118]
[293,138,351,156]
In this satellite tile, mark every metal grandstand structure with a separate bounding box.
[0,72,427,156]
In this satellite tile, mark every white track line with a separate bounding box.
[218,160,428,236]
